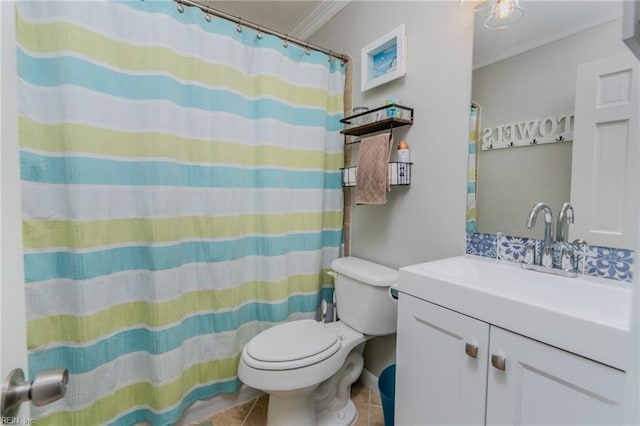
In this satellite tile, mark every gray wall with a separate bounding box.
[312,2,474,375]
[472,19,629,238]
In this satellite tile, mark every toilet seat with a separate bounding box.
[243,320,342,370]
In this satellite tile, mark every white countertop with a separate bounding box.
[398,255,632,371]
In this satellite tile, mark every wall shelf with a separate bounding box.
[340,103,414,189]
[341,117,414,137]
[340,104,414,137]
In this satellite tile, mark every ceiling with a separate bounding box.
[472,1,623,68]
[202,1,624,69]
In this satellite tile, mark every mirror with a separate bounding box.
[469,1,625,239]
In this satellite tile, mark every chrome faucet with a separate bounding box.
[526,202,554,267]
[556,202,574,243]
[522,202,579,278]
[556,202,576,272]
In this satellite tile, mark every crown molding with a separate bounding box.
[291,1,350,40]
[473,14,621,70]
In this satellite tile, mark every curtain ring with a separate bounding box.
[305,43,311,56]
[340,58,346,66]
[177,3,184,13]
[204,12,212,22]
[328,50,333,63]
[236,19,242,33]
[256,27,263,39]
[283,35,289,48]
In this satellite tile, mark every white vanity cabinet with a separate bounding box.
[395,293,489,425]
[486,325,626,425]
[396,292,627,426]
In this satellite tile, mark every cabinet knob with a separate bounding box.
[491,354,506,371]
[464,343,478,359]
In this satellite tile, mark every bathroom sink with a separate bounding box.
[398,255,632,371]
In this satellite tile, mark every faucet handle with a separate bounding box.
[541,245,553,268]
[561,248,575,272]
[523,241,536,265]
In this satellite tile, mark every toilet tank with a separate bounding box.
[330,257,398,336]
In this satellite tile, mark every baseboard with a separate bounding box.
[175,384,263,425]
[359,368,380,395]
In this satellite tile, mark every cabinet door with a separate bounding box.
[570,53,639,249]
[486,326,626,425]
[395,294,490,425]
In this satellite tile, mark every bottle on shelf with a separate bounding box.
[397,140,410,162]
[397,140,410,184]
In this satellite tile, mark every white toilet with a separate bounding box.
[238,256,398,426]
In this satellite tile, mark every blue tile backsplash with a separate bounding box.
[466,232,634,283]
[466,232,497,258]
[584,245,634,282]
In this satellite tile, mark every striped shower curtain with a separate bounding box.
[16,1,344,424]
[466,104,480,233]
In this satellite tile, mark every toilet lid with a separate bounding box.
[245,320,339,364]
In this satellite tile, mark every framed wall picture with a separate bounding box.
[361,25,406,92]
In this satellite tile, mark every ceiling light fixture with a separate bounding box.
[483,0,525,30]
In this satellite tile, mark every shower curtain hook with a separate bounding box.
[283,35,289,48]
[236,19,242,33]
[305,43,311,56]
[204,11,212,22]
[328,50,334,63]
[256,27,263,39]
[177,2,184,13]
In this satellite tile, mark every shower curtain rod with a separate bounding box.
[175,0,349,63]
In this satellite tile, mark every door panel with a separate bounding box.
[486,327,626,426]
[1,1,30,418]
[395,294,489,426]
[570,53,639,249]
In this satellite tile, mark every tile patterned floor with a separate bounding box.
[198,381,384,426]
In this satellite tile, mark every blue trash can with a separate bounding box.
[378,364,396,426]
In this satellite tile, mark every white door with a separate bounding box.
[1,0,30,418]
[570,52,640,249]
[486,326,626,426]
[395,294,489,426]
[2,3,71,418]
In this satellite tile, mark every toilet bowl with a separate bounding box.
[238,257,398,426]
